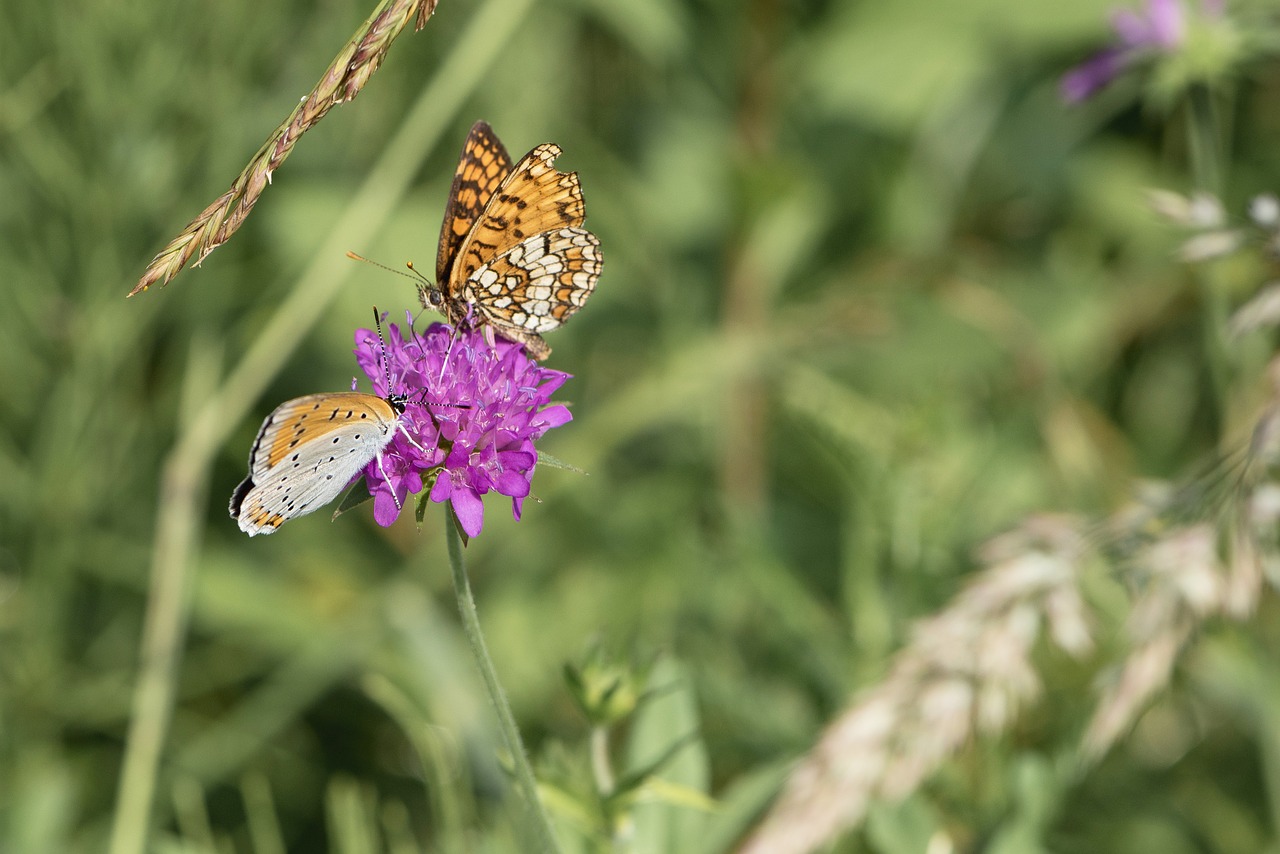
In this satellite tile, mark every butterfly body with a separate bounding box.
[422,122,602,359]
[230,392,405,536]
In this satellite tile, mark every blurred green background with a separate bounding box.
[6,0,1280,851]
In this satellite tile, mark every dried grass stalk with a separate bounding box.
[738,359,1280,854]
[129,0,438,296]
[1082,522,1249,755]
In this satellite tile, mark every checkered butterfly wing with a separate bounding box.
[461,226,602,360]
[436,121,513,287]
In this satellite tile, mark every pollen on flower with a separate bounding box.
[352,316,573,537]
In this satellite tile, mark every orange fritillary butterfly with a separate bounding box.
[419,121,602,360]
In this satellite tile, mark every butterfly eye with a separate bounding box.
[415,282,444,308]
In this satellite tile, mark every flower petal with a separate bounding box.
[1060,49,1126,103]
[533,405,573,430]
[1146,0,1184,48]
[373,485,403,526]
[498,449,537,471]
[496,469,532,498]
[430,473,453,503]
[1111,10,1151,46]
[451,487,486,537]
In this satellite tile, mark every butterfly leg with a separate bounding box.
[375,451,404,511]
[396,423,428,455]
[439,332,460,384]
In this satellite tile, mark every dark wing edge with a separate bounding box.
[436,121,514,286]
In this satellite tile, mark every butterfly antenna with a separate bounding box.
[347,251,429,285]
[349,250,442,301]
[347,251,447,317]
[403,260,434,289]
[371,307,396,399]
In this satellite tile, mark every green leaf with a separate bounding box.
[331,477,372,519]
[413,466,444,530]
[627,660,711,854]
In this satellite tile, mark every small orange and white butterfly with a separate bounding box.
[229,318,425,536]
[417,121,603,360]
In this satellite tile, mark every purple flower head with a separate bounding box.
[352,316,573,537]
[1060,0,1223,103]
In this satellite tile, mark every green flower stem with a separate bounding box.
[1187,84,1222,195]
[1186,83,1231,410]
[444,506,562,852]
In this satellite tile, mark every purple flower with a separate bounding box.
[352,317,573,538]
[1061,0,1222,102]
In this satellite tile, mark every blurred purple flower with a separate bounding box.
[1061,0,1222,102]
[353,318,572,537]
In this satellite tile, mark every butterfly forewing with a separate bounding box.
[252,394,398,476]
[436,122,513,286]
[464,226,602,336]
[450,143,586,292]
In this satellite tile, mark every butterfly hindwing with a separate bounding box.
[436,121,513,286]
[450,143,586,293]
[463,226,602,339]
